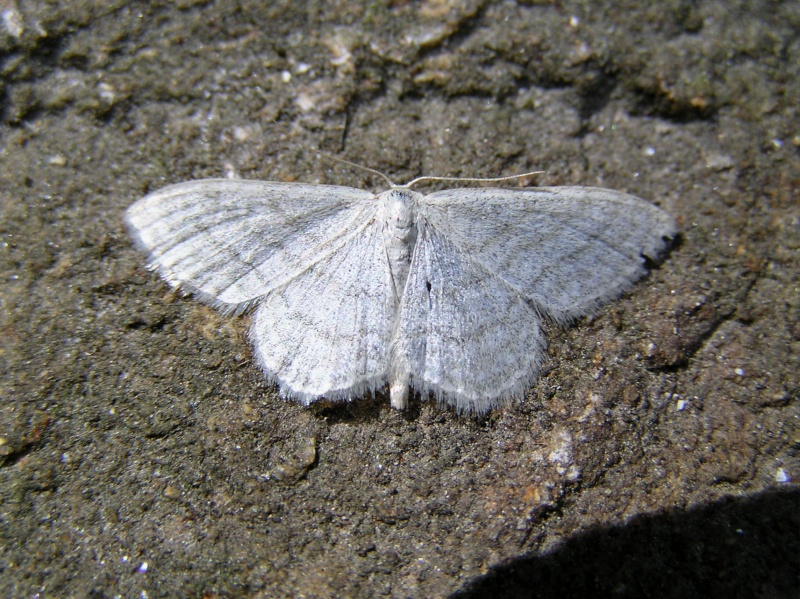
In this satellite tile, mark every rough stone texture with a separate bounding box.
[0,1,797,597]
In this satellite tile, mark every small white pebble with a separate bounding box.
[771,138,783,149]
[775,468,790,483]
[2,8,25,39]
[705,152,734,171]
[566,464,581,482]
[232,126,251,142]
[98,82,116,103]
[734,367,745,377]
[644,147,656,156]
[138,561,148,573]
[280,70,292,83]
[295,92,314,112]
[569,15,579,27]
[676,399,687,411]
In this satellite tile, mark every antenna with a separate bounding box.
[310,147,543,189]
[309,148,397,187]
[403,171,544,189]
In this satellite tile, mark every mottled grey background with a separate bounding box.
[0,1,797,597]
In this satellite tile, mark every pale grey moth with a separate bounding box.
[125,174,676,414]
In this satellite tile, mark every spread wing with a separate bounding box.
[250,214,396,403]
[127,178,397,402]
[125,179,377,314]
[422,187,677,324]
[391,222,546,414]
[391,186,676,413]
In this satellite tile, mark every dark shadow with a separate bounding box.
[452,488,799,599]
[308,391,398,423]
[576,72,618,123]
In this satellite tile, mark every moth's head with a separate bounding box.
[379,187,423,213]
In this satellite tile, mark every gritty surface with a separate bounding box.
[0,1,798,597]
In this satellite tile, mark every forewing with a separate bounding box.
[251,216,396,403]
[424,187,677,323]
[392,223,546,414]
[125,179,376,313]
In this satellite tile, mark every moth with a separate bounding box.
[126,171,676,414]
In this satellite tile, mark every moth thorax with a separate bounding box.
[380,189,420,300]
